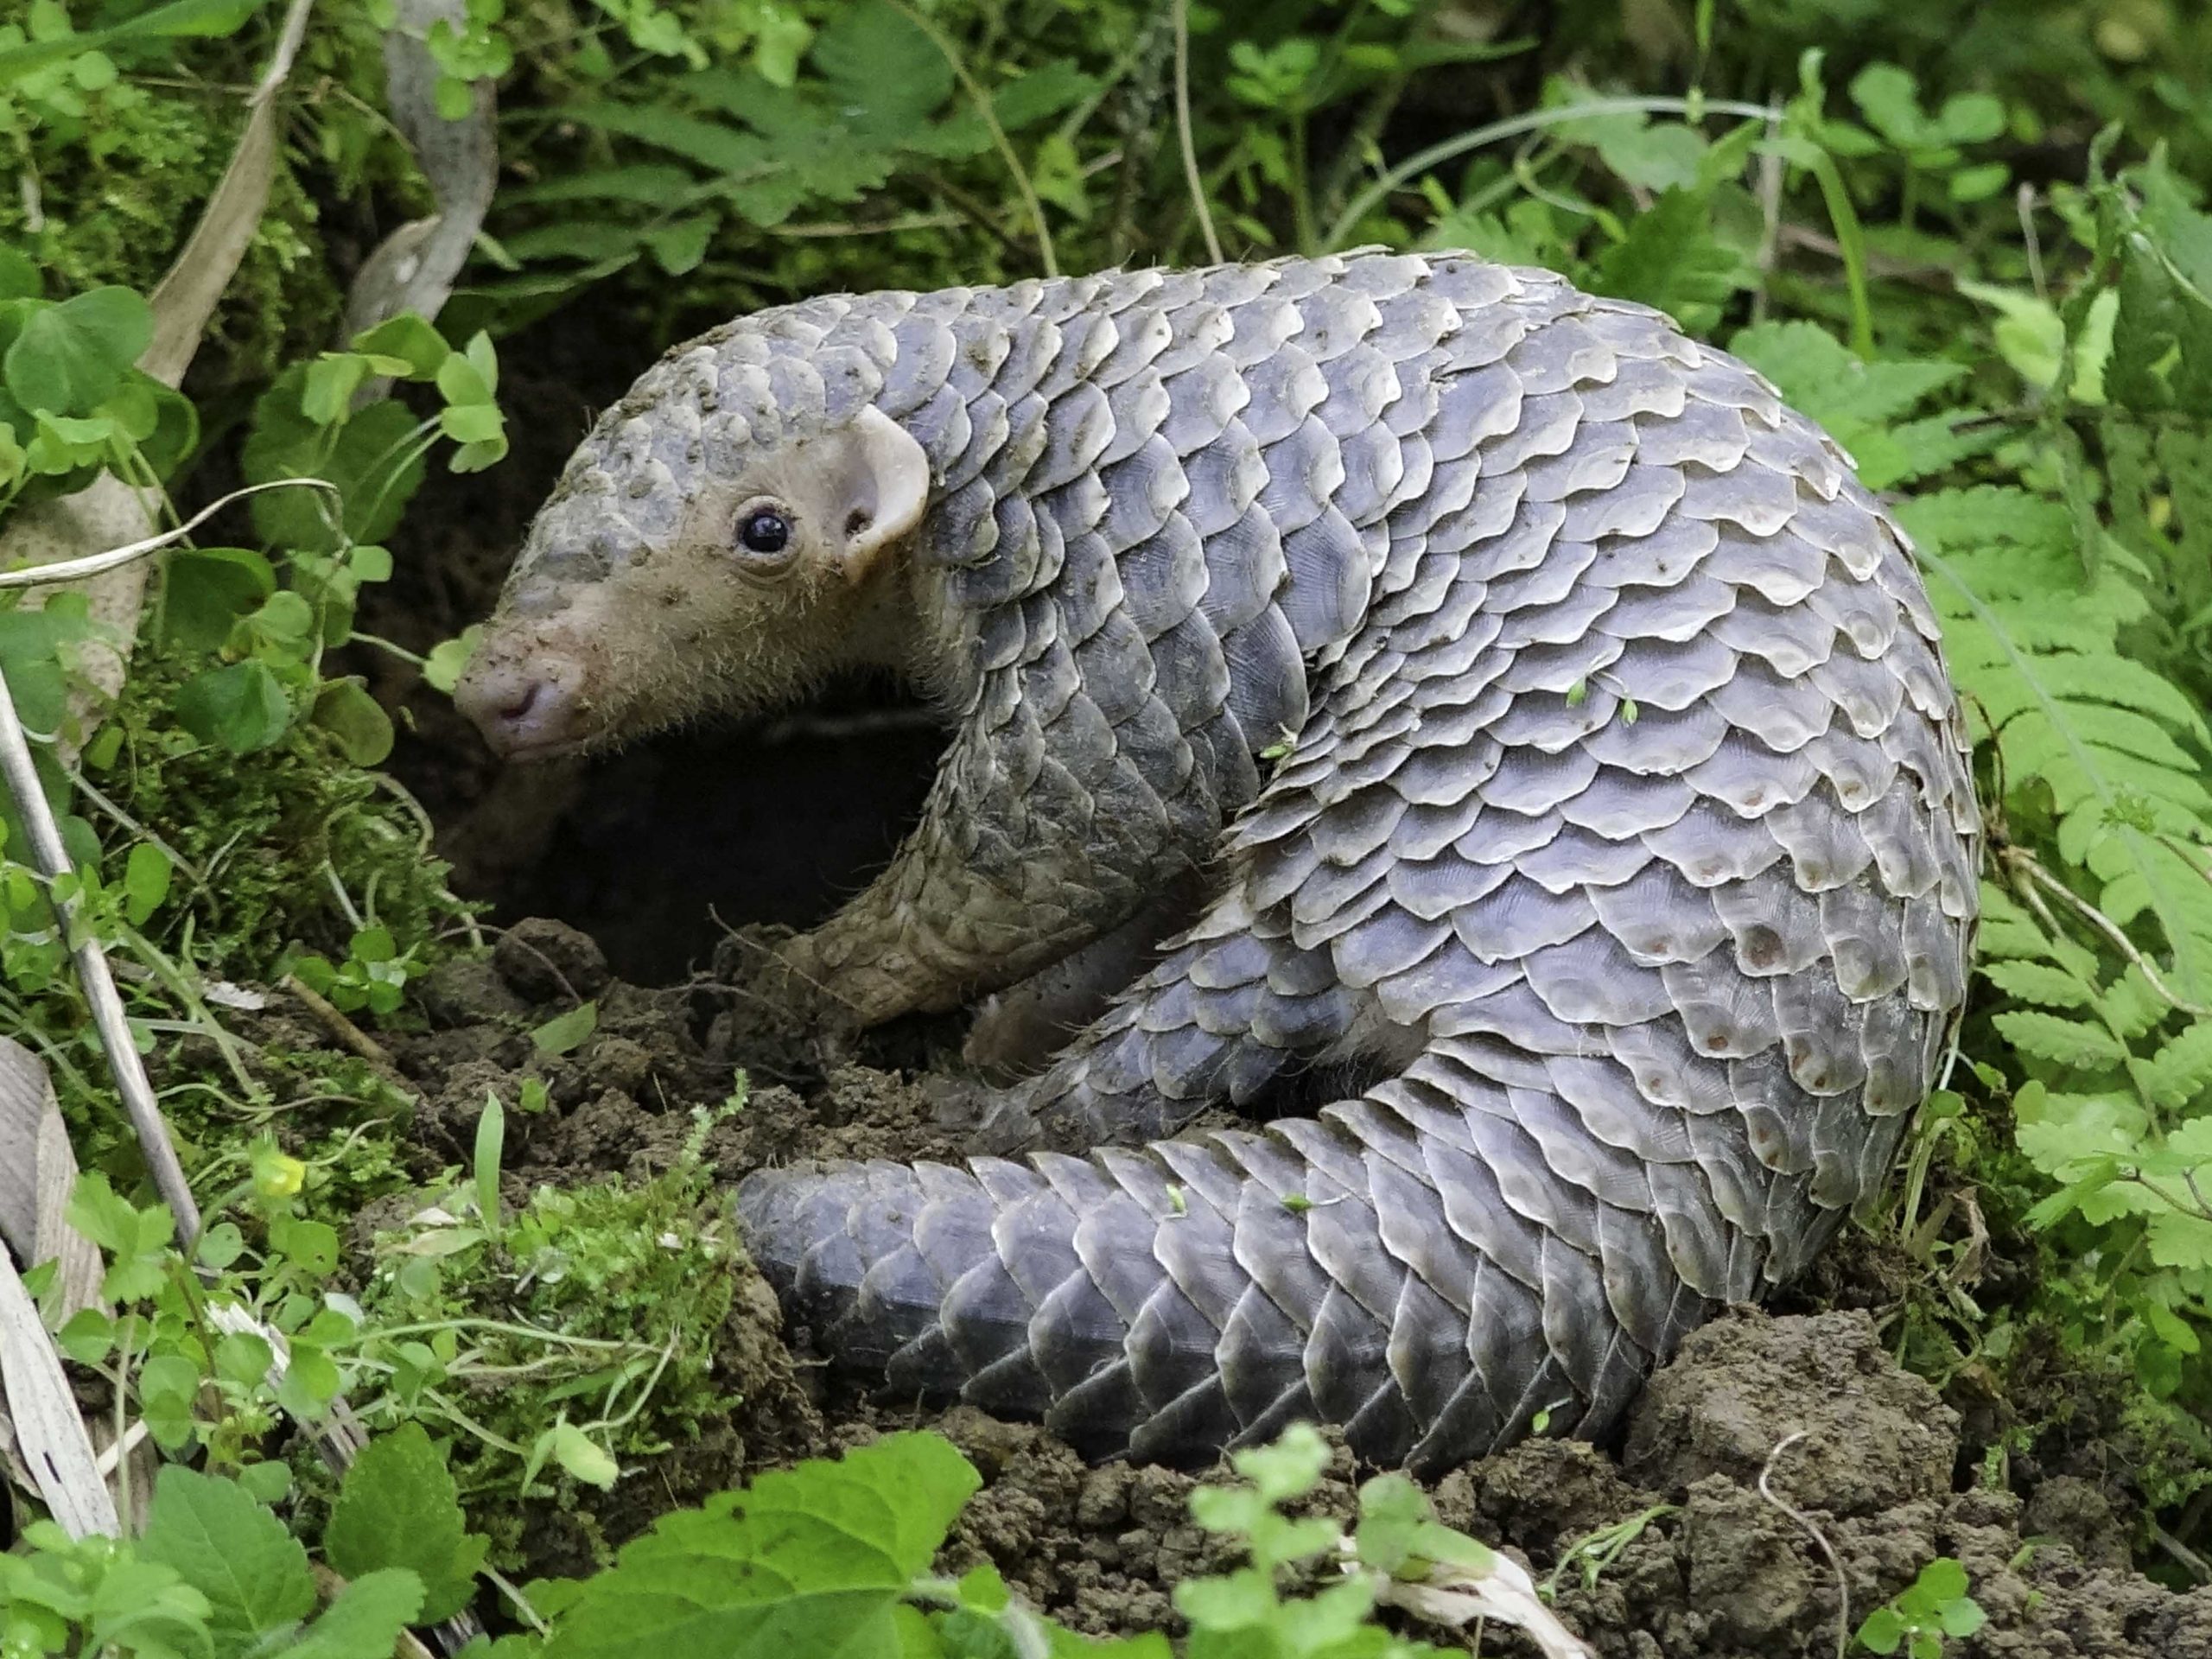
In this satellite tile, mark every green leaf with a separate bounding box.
[543,1433,979,1659]
[327,1425,489,1624]
[123,841,171,925]
[1957,281,2067,389]
[1856,1606,1907,1655]
[2134,1020,2212,1113]
[2107,156,2212,415]
[0,247,40,299]
[286,1570,427,1659]
[272,1216,340,1275]
[350,315,451,380]
[243,377,427,551]
[475,1093,505,1241]
[563,101,766,173]
[303,353,371,424]
[1993,1010,2128,1070]
[1912,1558,1970,1605]
[543,1421,619,1490]
[163,547,276,652]
[642,215,715,276]
[311,679,396,766]
[1228,1422,1329,1504]
[175,660,293,754]
[1593,189,1747,335]
[1849,63,1942,150]
[440,401,505,443]
[213,1329,273,1388]
[504,165,702,207]
[1940,1598,1989,1638]
[423,626,481,694]
[530,1001,599,1057]
[5,287,151,415]
[238,1461,292,1504]
[435,348,493,410]
[810,0,950,126]
[139,1467,316,1656]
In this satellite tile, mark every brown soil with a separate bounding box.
[321,918,2212,1657]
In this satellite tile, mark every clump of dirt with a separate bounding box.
[256,918,2212,1656]
[901,1311,2212,1658]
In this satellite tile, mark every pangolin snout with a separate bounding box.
[454,649,590,760]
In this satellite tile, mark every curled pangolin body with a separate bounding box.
[722,251,1980,1470]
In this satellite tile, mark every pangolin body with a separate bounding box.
[495,251,1981,1471]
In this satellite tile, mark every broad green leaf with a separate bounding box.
[1592,189,1746,334]
[1857,1607,1907,1656]
[123,841,170,925]
[811,0,950,125]
[303,353,370,423]
[642,214,714,275]
[243,375,427,551]
[0,246,38,299]
[284,1570,426,1659]
[327,1425,488,1624]
[175,661,293,754]
[424,626,481,693]
[350,314,450,379]
[4,287,150,415]
[435,350,493,410]
[139,1467,315,1656]
[162,547,275,652]
[213,1329,273,1388]
[311,679,396,766]
[530,1001,599,1057]
[544,1421,619,1489]
[544,1433,979,1659]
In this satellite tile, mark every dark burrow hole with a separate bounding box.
[491,702,942,983]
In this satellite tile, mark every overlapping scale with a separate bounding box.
[721,251,1979,1472]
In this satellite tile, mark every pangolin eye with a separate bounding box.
[737,508,791,556]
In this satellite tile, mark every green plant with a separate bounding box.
[479,1421,1583,1658]
[1856,1558,1988,1657]
[0,1433,486,1659]
[289,925,426,1017]
[0,263,195,514]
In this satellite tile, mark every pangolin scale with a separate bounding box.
[504,251,1981,1471]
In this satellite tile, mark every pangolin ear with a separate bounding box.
[836,405,931,582]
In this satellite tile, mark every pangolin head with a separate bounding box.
[455,316,931,761]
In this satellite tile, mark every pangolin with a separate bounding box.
[456,251,1980,1471]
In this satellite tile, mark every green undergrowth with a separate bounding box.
[350,1097,747,1548]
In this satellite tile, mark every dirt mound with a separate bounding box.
[339,920,2212,1655]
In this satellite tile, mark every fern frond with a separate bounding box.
[1905,488,2212,1000]
[1993,1009,2131,1069]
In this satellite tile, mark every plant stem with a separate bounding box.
[887,0,1058,276]
[1325,94,1776,249]
[1173,0,1223,264]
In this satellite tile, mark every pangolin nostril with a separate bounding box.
[454,659,582,757]
[498,681,546,725]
